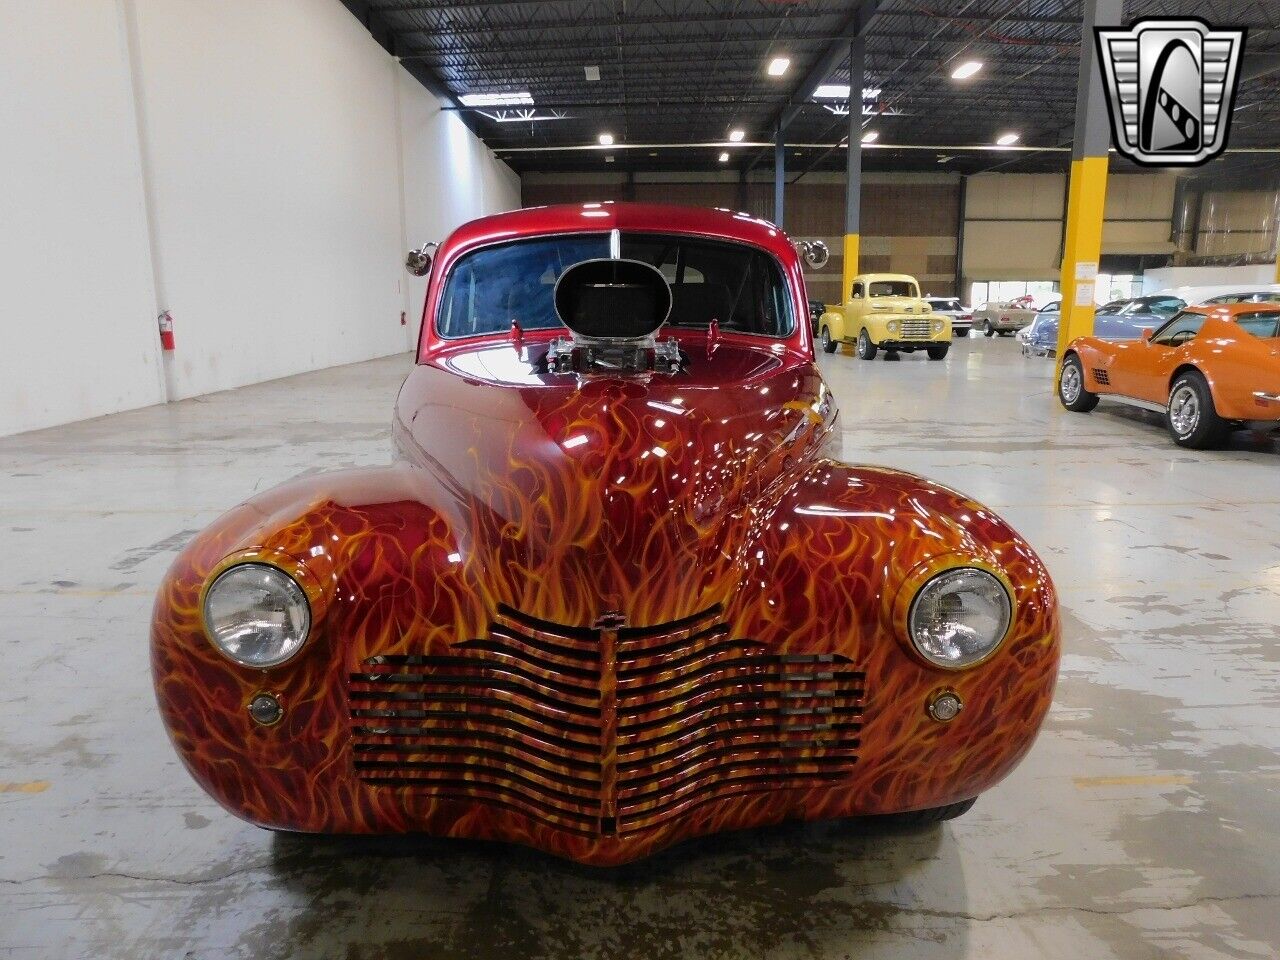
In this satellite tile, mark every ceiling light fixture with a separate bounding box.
[862,130,879,143]
[767,57,790,77]
[951,61,983,80]
[729,129,745,142]
[584,65,601,81]
[459,91,534,107]
[995,132,1020,146]
[598,133,614,145]
[812,84,882,100]
[719,151,730,162]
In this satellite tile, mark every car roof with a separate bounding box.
[438,202,796,264]
[1182,302,1280,319]
[855,273,917,283]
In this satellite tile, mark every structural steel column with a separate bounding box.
[1055,0,1123,371]
[842,37,864,306]
[774,126,786,228]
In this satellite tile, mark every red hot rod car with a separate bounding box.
[152,203,1059,866]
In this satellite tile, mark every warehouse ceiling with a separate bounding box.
[345,0,1280,179]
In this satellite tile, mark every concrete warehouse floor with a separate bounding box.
[2,335,1279,959]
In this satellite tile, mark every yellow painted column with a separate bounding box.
[1053,0,1121,379]
[841,233,860,308]
[1054,155,1110,369]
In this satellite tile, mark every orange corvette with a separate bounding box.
[1059,303,1280,448]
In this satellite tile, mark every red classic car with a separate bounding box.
[1059,302,1280,448]
[152,203,1060,865]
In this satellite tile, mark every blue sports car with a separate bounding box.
[1020,295,1186,358]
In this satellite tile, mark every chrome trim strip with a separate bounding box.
[1109,395,1167,414]
[609,228,621,259]
[1253,391,1280,404]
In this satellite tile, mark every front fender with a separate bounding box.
[150,464,473,830]
[732,461,1059,813]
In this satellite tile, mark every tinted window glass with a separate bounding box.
[436,232,793,339]
[437,234,608,338]
[1236,312,1280,338]
[869,280,915,297]
[621,235,793,336]
[1151,311,1207,346]
[1149,297,1185,317]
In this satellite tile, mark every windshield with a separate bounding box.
[868,280,916,298]
[436,232,794,339]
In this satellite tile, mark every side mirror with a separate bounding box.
[1142,328,1154,341]
[405,242,438,277]
[792,239,829,269]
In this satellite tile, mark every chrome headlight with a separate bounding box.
[908,568,1011,668]
[886,320,898,333]
[933,319,944,333]
[203,563,311,667]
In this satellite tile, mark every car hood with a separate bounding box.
[390,339,834,614]
[867,297,926,314]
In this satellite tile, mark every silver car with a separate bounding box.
[923,296,973,337]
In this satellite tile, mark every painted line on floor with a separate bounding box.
[1073,774,1194,788]
[0,780,51,794]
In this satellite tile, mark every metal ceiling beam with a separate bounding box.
[778,0,884,133]
[338,0,485,137]
[402,33,841,61]
[387,9,839,38]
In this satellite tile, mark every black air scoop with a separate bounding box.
[553,259,672,341]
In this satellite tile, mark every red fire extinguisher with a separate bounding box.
[158,311,175,351]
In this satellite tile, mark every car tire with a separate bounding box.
[820,326,838,354]
[926,343,950,360]
[1058,354,1099,412]
[1166,370,1228,449]
[862,798,977,829]
[856,329,878,360]
[983,320,996,338]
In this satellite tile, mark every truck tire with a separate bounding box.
[856,329,878,360]
[926,343,950,361]
[820,325,838,354]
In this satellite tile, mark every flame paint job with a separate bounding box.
[1067,304,1280,420]
[152,203,1059,865]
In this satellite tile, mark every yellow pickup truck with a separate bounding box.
[818,273,952,360]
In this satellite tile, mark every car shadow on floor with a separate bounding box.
[1097,404,1280,455]
[262,817,969,959]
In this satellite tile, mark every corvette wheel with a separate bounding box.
[820,326,838,354]
[1058,354,1099,412]
[1167,371,1227,449]
[856,329,878,360]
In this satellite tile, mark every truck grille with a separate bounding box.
[900,318,931,339]
[347,605,864,836]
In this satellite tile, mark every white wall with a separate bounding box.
[0,0,165,436]
[0,0,518,436]
[397,69,520,347]
[1141,264,1279,294]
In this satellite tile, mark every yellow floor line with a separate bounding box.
[1073,774,1194,788]
[0,780,51,794]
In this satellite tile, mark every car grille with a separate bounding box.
[1093,368,1110,385]
[347,605,864,836]
[900,319,931,339]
